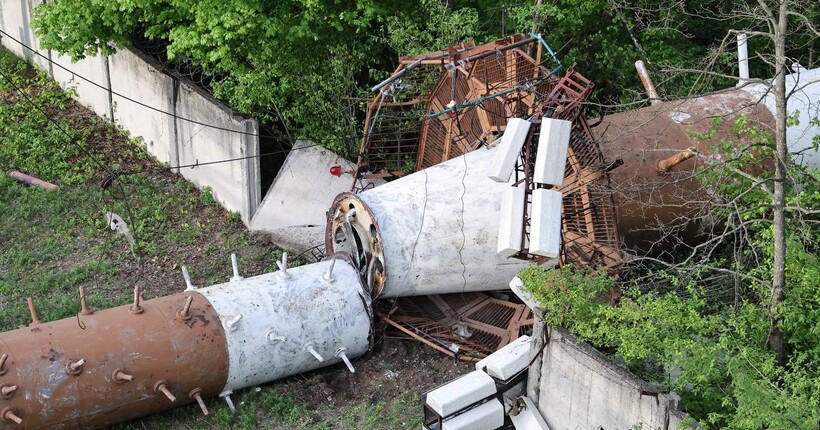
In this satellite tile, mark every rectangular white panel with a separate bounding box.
[534,118,572,186]
[475,335,531,381]
[497,186,526,257]
[426,370,497,417]
[442,398,504,430]
[529,189,562,258]
[488,118,531,182]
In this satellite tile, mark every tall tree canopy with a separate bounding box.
[31,0,786,146]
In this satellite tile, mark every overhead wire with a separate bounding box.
[0,30,372,177]
[0,58,148,290]
[0,29,360,145]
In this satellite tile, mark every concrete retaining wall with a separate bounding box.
[0,0,261,224]
[534,328,686,430]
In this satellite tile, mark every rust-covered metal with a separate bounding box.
[5,170,58,191]
[352,34,562,190]
[514,69,622,270]
[383,292,533,362]
[593,88,775,251]
[0,292,228,429]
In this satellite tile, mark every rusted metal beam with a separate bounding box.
[5,170,58,191]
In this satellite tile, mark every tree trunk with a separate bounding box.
[768,0,789,367]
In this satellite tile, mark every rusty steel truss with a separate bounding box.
[353,34,562,187]
[382,292,533,363]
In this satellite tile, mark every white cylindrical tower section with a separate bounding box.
[738,67,820,167]
[326,144,533,298]
[198,258,372,393]
[737,33,749,83]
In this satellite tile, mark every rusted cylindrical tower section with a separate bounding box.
[594,89,775,251]
[326,144,533,299]
[0,256,371,430]
[595,66,820,252]
[0,293,229,429]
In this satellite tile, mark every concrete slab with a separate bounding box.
[250,140,357,252]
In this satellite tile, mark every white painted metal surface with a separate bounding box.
[529,189,562,258]
[426,370,497,417]
[198,259,372,392]
[489,118,532,182]
[497,186,527,257]
[510,397,551,430]
[475,335,531,381]
[534,119,571,186]
[441,399,505,430]
[739,66,820,168]
[356,144,533,298]
[737,33,749,83]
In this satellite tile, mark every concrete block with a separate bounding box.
[488,118,531,182]
[529,189,562,258]
[534,119,571,186]
[250,140,359,252]
[497,185,526,257]
[475,335,531,381]
[426,370,497,417]
[442,399,504,430]
[510,397,551,430]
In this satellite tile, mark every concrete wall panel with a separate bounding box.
[22,0,50,73]
[536,329,681,430]
[176,81,259,224]
[109,48,176,164]
[0,0,28,59]
[51,52,111,120]
[2,4,262,226]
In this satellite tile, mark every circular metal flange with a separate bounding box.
[325,193,386,298]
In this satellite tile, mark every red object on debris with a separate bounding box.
[329,165,343,177]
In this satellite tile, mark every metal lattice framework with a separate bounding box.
[513,70,622,270]
[382,292,533,362]
[353,34,562,190]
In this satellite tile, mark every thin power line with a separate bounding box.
[0,61,139,248]
[126,139,351,175]
[1,30,369,175]
[0,29,356,144]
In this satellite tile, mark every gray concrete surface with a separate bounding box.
[0,2,263,225]
[249,139,356,253]
[109,48,177,166]
[535,328,684,430]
